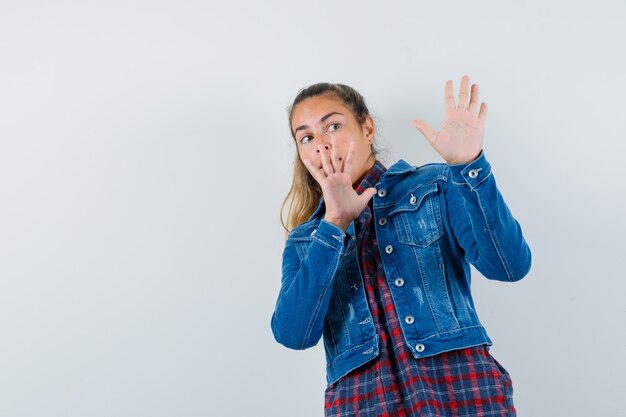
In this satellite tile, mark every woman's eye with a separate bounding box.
[300,135,313,144]
[326,123,341,133]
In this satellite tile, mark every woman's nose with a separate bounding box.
[315,132,331,153]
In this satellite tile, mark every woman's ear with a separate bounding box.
[362,115,375,141]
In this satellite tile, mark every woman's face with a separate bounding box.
[290,94,375,186]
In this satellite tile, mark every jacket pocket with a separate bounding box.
[389,182,443,247]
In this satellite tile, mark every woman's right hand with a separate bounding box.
[302,138,377,232]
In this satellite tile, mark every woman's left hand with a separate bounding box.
[411,75,487,165]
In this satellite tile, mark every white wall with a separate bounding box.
[1,1,624,416]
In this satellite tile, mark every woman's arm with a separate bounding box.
[444,150,532,281]
[272,132,374,350]
[270,219,353,350]
[412,75,531,280]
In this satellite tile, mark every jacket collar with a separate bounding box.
[310,197,326,220]
[382,159,416,177]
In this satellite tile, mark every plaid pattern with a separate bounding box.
[324,161,516,417]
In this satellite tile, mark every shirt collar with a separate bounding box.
[355,160,387,195]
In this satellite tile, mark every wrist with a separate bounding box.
[446,149,482,166]
[323,215,350,232]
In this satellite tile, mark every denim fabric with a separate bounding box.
[270,150,532,387]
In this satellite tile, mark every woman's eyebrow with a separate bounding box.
[293,112,344,135]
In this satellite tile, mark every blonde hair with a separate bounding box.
[280,83,380,235]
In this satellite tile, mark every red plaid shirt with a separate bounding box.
[324,160,516,417]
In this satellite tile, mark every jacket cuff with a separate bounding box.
[311,219,354,255]
[447,149,492,190]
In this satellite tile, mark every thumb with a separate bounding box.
[411,119,437,146]
[359,187,377,206]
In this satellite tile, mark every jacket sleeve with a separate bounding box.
[270,219,354,350]
[444,150,532,282]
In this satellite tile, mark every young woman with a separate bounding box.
[271,76,531,417]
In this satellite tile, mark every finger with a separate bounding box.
[330,136,342,173]
[458,75,469,109]
[469,84,479,114]
[478,102,488,123]
[411,119,438,147]
[343,141,356,176]
[359,187,377,205]
[302,158,324,184]
[318,144,334,176]
[444,79,455,111]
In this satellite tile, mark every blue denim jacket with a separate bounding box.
[270,150,532,387]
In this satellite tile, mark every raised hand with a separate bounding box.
[302,138,377,232]
[411,75,487,165]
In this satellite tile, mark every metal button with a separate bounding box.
[468,169,479,179]
[378,217,387,226]
[377,188,387,197]
[394,277,404,287]
[405,315,414,324]
[385,245,393,254]
[415,343,425,353]
[409,194,417,205]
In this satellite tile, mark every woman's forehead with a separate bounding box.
[291,95,350,124]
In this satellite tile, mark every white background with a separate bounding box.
[1,1,624,416]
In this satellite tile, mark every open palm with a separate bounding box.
[302,139,377,232]
[411,75,487,165]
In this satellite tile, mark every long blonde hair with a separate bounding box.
[280,83,380,235]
